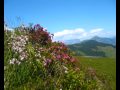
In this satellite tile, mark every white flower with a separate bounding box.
[20,56,24,61]
[9,58,17,64]
[10,35,29,65]
[17,61,21,65]
[8,43,11,45]
[43,56,46,60]
[60,89,62,90]
[65,70,68,73]
[35,52,41,58]
[18,48,23,53]
[19,52,28,61]
[63,66,68,70]
[36,59,39,62]
[39,54,41,58]
[38,51,41,53]
[9,58,21,65]
[43,60,47,66]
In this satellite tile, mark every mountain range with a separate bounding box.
[64,36,116,46]
[68,40,116,58]
[91,36,116,46]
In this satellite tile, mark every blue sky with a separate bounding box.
[4,0,116,41]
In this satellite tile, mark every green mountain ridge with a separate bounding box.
[68,40,116,58]
[91,36,116,46]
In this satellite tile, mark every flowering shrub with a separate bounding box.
[4,24,108,90]
[29,24,53,46]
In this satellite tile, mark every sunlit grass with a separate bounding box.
[76,56,116,90]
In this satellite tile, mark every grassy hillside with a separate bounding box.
[75,56,116,90]
[68,40,116,58]
[91,36,116,46]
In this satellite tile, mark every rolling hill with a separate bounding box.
[64,36,116,46]
[68,40,116,58]
[90,36,116,46]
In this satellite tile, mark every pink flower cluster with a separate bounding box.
[34,41,76,67]
[48,42,76,63]
[8,24,77,66]
[29,24,53,45]
[43,58,52,66]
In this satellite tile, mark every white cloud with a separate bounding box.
[54,28,85,37]
[53,28,116,41]
[90,28,103,33]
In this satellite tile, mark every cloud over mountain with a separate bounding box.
[53,28,115,41]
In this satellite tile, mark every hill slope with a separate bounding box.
[91,36,116,46]
[76,56,116,90]
[68,40,116,58]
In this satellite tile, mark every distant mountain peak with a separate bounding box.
[91,36,116,46]
[92,36,100,38]
[62,35,116,45]
[68,39,116,58]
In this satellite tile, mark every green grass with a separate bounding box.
[76,56,116,90]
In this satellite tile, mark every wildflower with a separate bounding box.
[87,67,96,76]
[43,56,46,61]
[63,54,69,59]
[65,70,68,73]
[43,58,52,67]
[18,47,23,53]
[19,55,24,61]
[70,58,76,62]
[10,35,29,64]
[75,67,80,71]
[63,66,68,71]
[35,52,41,58]
[43,61,47,66]
[36,59,39,62]
[8,43,11,45]
[47,59,52,63]
[9,58,16,64]
[9,58,20,65]
[45,59,52,64]
[43,28,47,31]
[56,55,61,59]
[19,52,28,61]
[16,61,21,65]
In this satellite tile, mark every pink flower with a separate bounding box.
[70,58,76,62]
[56,55,61,59]
[43,62,47,66]
[43,59,52,66]
[63,54,69,59]
[47,59,52,63]
[43,28,47,31]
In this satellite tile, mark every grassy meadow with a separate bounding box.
[75,56,116,90]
